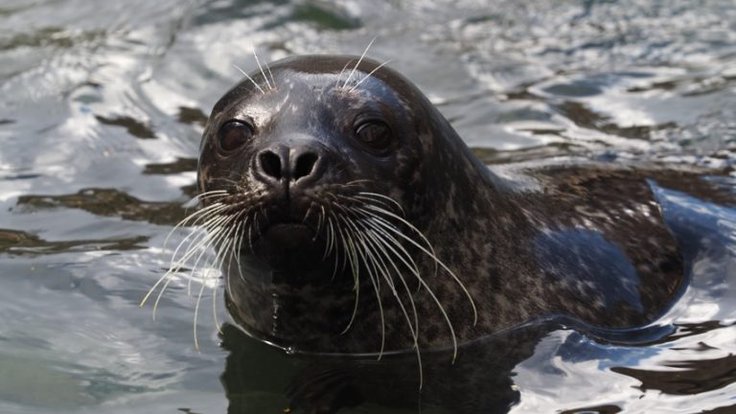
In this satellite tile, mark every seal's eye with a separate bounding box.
[354,119,392,154]
[217,120,254,153]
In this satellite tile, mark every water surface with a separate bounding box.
[1,0,735,413]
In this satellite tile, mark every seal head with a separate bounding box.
[197,55,684,355]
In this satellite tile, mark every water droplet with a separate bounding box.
[285,346,296,355]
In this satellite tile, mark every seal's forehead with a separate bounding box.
[267,69,387,101]
[269,55,380,76]
[271,70,345,91]
[267,55,416,96]
[212,55,426,117]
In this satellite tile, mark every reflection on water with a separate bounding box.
[0,0,734,413]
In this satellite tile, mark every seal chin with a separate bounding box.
[251,222,325,273]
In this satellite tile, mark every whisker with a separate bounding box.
[157,219,225,313]
[337,59,355,84]
[324,211,335,260]
[210,176,242,187]
[327,216,340,281]
[343,37,377,89]
[182,214,235,295]
[338,214,386,357]
[356,219,423,387]
[344,179,367,186]
[265,56,276,89]
[163,202,229,256]
[331,211,360,334]
[350,59,392,92]
[219,212,246,280]
[361,216,460,361]
[233,64,265,94]
[190,215,244,347]
[355,191,405,214]
[314,205,325,242]
[148,274,175,321]
[253,49,273,91]
[152,218,233,317]
[140,208,228,311]
[166,204,230,268]
[361,206,478,325]
[212,279,222,334]
[193,274,207,351]
[360,221,419,335]
[176,215,235,299]
[359,203,438,283]
[355,211,422,277]
[332,199,426,385]
[233,215,250,285]
[211,214,247,335]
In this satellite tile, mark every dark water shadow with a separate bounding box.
[218,314,694,414]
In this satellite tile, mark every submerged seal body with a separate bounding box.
[196,55,684,355]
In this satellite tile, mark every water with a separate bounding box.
[0,0,735,412]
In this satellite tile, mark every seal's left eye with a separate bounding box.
[354,119,392,154]
[218,120,254,153]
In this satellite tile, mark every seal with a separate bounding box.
[192,54,686,357]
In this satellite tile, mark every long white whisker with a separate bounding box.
[356,219,423,387]
[149,275,175,321]
[192,218,241,347]
[151,216,235,317]
[338,59,355,84]
[359,204,438,277]
[332,212,360,334]
[355,212,421,277]
[167,204,230,269]
[183,214,235,295]
[265,59,276,90]
[352,194,403,214]
[350,59,392,92]
[218,212,246,280]
[164,193,229,247]
[212,280,221,334]
[355,191,403,211]
[233,64,265,94]
[327,216,340,281]
[193,275,207,351]
[361,207,478,326]
[233,215,249,285]
[141,203,230,309]
[358,215,461,362]
[211,214,246,335]
[324,211,335,260]
[343,37,376,88]
[338,213,386,358]
[253,49,273,91]
[361,221,419,336]
[142,227,205,312]
[227,218,245,297]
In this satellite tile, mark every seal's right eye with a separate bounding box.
[217,120,254,153]
[354,118,393,155]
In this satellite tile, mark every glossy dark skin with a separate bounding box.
[198,55,689,355]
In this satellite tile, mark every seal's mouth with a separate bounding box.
[250,221,326,272]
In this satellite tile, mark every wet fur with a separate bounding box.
[152,55,692,357]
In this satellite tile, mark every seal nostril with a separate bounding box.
[294,152,319,181]
[259,151,282,180]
